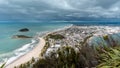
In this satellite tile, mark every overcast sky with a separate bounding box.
[0,0,120,21]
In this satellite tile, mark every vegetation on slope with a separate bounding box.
[16,44,99,68]
[47,34,65,40]
[97,47,120,68]
[0,63,5,68]
[25,46,98,68]
[16,45,120,68]
[15,34,120,68]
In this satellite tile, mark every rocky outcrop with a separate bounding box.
[12,35,32,39]
[19,28,29,32]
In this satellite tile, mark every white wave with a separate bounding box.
[0,38,39,66]
[6,39,38,65]
[0,24,72,66]
[15,44,31,52]
[6,53,23,65]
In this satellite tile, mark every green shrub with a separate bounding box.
[31,57,35,63]
[97,47,120,68]
[48,34,65,40]
[40,42,50,57]
[0,63,5,68]
[103,35,109,40]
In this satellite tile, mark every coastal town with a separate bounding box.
[42,25,120,58]
[4,25,120,68]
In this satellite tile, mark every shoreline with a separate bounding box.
[42,24,73,37]
[5,37,45,68]
[5,24,73,68]
[4,24,120,68]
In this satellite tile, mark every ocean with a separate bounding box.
[0,22,71,65]
[0,21,120,65]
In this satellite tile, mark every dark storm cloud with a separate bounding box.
[0,0,120,21]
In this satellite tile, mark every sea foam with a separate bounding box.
[0,38,39,66]
[0,24,72,66]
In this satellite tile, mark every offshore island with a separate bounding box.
[4,25,120,68]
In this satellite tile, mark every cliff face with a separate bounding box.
[88,33,120,47]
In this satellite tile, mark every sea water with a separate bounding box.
[1,21,120,65]
[0,21,71,65]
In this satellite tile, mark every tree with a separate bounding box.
[0,63,5,68]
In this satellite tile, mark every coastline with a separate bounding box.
[42,24,73,37]
[5,24,73,68]
[4,24,120,68]
[5,38,45,68]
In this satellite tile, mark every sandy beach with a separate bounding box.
[5,37,45,68]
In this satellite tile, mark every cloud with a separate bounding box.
[0,0,120,21]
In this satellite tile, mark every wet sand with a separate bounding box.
[6,38,45,68]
